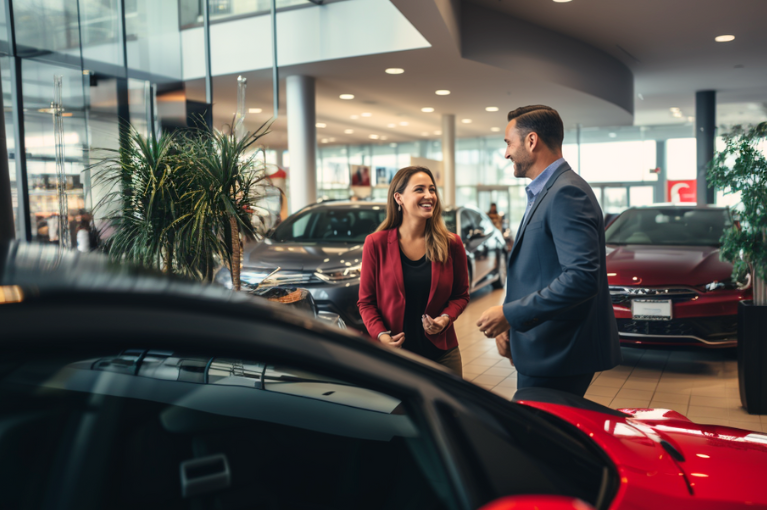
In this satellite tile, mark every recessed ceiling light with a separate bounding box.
[321,139,328,143]
[672,111,683,118]
[248,108,262,114]
[421,107,435,113]
[328,138,336,142]
[553,0,572,3]
[485,106,499,112]
[687,116,695,122]
[715,35,735,42]
[369,134,379,139]
[669,107,681,113]
[399,121,409,126]
[316,122,327,128]
[461,119,472,124]
[434,130,442,135]
[361,112,372,117]
[344,129,354,134]
[339,94,355,100]
[387,123,396,128]
[490,127,501,132]
[351,115,359,119]
[435,90,450,96]
[421,132,429,136]
[385,68,404,74]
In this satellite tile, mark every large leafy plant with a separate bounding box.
[91,118,275,289]
[708,122,767,305]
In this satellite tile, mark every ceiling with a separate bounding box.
[183,0,767,150]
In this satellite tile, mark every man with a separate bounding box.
[476,105,621,397]
[487,203,503,231]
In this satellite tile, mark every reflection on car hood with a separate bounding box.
[242,240,364,272]
[522,402,767,507]
[605,245,733,287]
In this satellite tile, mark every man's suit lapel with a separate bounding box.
[509,163,571,262]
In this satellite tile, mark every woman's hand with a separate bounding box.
[422,314,450,336]
[380,332,405,348]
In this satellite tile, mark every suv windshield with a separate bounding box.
[605,208,731,246]
[271,206,386,244]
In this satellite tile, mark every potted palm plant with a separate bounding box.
[708,122,767,413]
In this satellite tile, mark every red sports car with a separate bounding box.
[604,206,751,348]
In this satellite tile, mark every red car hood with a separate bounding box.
[521,402,767,509]
[605,245,733,288]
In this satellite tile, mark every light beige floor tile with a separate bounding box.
[648,401,688,416]
[622,379,659,391]
[615,388,655,401]
[687,405,729,419]
[472,374,507,387]
[584,385,620,398]
[628,369,662,380]
[691,385,729,398]
[491,385,516,400]
[469,356,501,367]
[495,376,518,389]
[586,396,614,407]
[611,398,652,409]
[462,364,488,375]
[728,407,762,424]
[689,395,730,409]
[482,366,515,378]
[655,383,693,395]
[477,384,496,391]
[494,358,514,368]
[651,392,690,405]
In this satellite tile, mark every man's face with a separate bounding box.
[504,120,534,179]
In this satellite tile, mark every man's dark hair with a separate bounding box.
[507,105,564,151]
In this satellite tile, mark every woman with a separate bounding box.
[358,166,470,375]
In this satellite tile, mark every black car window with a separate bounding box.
[443,211,457,234]
[438,399,615,510]
[0,349,453,510]
[459,210,475,239]
[271,206,386,244]
[605,208,731,246]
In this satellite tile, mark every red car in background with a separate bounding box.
[605,206,751,348]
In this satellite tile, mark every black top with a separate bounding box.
[400,249,444,361]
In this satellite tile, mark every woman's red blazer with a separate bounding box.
[357,228,470,350]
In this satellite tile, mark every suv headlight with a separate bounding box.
[315,264,361,283]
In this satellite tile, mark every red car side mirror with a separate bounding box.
[479,495,596,510]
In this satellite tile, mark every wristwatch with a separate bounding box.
[377,330,391,340]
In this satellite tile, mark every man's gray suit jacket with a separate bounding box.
[503,161,622,377]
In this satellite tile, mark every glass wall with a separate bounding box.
[179,0,314,27]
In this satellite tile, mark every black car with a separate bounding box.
[218,202,508,333]
[0,242,617,510]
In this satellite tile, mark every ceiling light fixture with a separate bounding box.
[351,115,359,119]
[380,136,388,141]
[248,108,262,114]
[361,112,372,117]
[385,68,404,74]
[369,134,379,139]
[687,116,695,122]
[485,106,499,112]
[339,94,355,100]
[321,139,328,143]
[715,35,735,42]
[553,0,572,2]
[421,107,435,113]
[421,132,429,136]
[328,138,336,142]
[344,129,354,134]
[399,121,409,126]
[387,123,396,128]
[434,130,442,135]
[316,122,327,128]
[435,90,450,96]
[461,119,472,124]
[490,127,501,132]
[670,107,681,113]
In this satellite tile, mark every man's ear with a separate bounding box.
[527,132,539,152]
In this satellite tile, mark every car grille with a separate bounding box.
[241,270,323,290]
[617,316,738,342]
[610,286,698,305]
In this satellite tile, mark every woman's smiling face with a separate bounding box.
[395,172,437,220]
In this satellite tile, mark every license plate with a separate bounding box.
[632,299,672,321]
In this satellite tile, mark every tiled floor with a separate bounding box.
[458,287,767,433]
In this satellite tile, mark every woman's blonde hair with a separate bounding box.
[376,166,453,264]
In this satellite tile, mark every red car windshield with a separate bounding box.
[605,208,731,246]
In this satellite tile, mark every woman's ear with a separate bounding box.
[393,193,401,206]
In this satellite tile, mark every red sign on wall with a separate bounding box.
[667,180,697,203]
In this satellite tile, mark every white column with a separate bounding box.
[441,114,456,207]
[286,75,317,213]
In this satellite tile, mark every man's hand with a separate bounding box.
[476,305,510,338]
[495,330,513,364]
[422,314,449,335]
[380,332,405,348]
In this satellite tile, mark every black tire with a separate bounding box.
[492,251,507,289]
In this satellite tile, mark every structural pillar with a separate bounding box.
[655,140,667,203]
[286,75,317,213]
[696,90,716,205]
[441,114,456,207]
